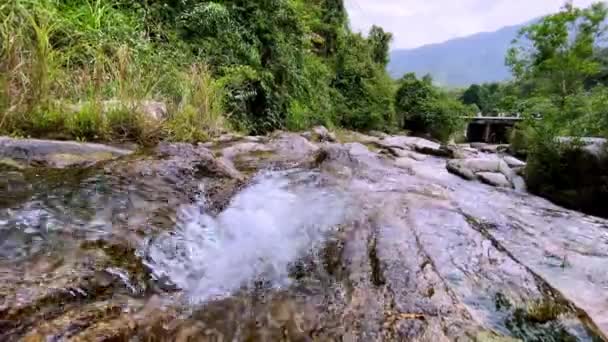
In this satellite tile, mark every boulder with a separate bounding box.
[556,137,607,157]
[503,156,526,168]
[311,126,337,142]
[0,137,133,168]
[477,172,512,188]
[448,145,479,159]
[446,160,476,180]
[462,159,501,173]
[447,158,520,189]
[527,137,608,218]
[380,136,451,157]
[470,143,509,154]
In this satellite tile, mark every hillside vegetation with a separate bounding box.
[0,0,400,143]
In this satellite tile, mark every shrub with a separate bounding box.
[395,74,468,142]
[525,128,608,217]
[167,64,226,142]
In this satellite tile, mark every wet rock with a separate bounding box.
[269,132,319,159]
[311,125,337,142]
[448,144,479,159]
[368,130,390,139]
[512,176,527,192]
[471,143,510,154]
[120,143,242,181]
[380,136,453,157]
[0,171,31,207]
[478,172,512,188]
[0,137,133,168]
[220,142,273,170]
[449,158,500,174]
[446,160,477,180]
[3,131,608,341]
[395,157,416,172]
[447,158,519,189]
[503,156,526,168]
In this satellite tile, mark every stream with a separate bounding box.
[0,132,606,341]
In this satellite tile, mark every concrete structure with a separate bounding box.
[463,116,523,143]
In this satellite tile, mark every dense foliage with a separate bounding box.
[502,2,608,216]
[0,0,396,142]
[507,2,608,137]
[460,82,519,115]
[395,73,470,142]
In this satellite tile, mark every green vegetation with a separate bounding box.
[482,1,608,217]
[395,73,471,142]
[460,82,519,115]
[0,0,398,143]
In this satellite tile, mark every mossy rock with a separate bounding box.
[476,331,521,342]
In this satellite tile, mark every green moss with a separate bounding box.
[475,331,521,342]
[0,158,26,170]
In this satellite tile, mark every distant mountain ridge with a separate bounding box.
[388,22,528,87]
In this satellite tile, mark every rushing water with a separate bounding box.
[145,170,350,303]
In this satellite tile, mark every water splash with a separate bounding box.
[145,170,349,303]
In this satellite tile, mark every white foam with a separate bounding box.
[145,170,348,303]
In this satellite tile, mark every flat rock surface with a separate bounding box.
[1,130,606,341]
[0,137,133,168]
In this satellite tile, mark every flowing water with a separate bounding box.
[145,170,350,303]
[1,138,607,341]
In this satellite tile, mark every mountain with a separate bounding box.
[388,22,526,87]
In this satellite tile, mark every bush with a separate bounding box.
[0,0,399,141]
[395,73,467,142]
[525,130,608,217]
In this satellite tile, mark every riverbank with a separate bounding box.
[1,129,607,341]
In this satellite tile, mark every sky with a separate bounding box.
[346,0,598,49]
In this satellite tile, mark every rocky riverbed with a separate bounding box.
[0,130,607,341]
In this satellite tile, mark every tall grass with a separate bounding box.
[0,0,228,143]
[167,64,226,142]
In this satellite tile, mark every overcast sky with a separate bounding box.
[346,0,599,49]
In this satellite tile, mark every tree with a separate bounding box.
[395,73,467,141]
[368,25,393,66]
[460,84,485,111]
[507,2,608,101]
[333,33,395,130]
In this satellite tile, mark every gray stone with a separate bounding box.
[556,137,607,157]
[380,136,452,157]
[312,126,337,142]
[447,160,477,180]
[395,157,416,171]
[503,156,526,168]
[462,159,501,173]
[0,137,133,168]
[477,172,512,188]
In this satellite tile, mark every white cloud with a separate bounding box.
[346,0,599,49]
